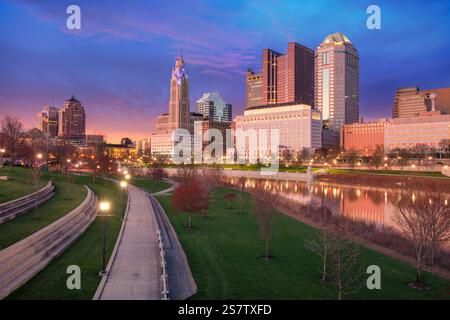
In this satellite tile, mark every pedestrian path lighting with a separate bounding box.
[120,181,127,215]
[0,148,6,168]
[125,174,131,180]
[99,201,110,276]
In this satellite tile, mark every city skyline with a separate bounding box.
[1,0,450,142]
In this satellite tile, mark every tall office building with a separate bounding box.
[168,56,190,131]
[246,42,314,108]
[196,92,232,123]
[38,105,59,137]
[277,42,315,106]
[315,32,359,132]
[246,69,263,108]
[58,96,86,141]
[262,49,282,105]
[393,87,450,118]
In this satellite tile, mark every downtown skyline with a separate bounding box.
[1,0,450,143]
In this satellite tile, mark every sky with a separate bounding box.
[1,0,449,143]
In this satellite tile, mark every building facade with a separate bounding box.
[314,32,359,132]
[246,69,263,108]
[193,119,231,162]
[196,92,232,123]
[340,120,387,154]
[39,106,59,138]
[393,87,450,118]
[168,56,190,131]
[58,96,86,142]
[247,42,314,108]
[384,111,450,152]
[137,138,151,156]
[234,103,322,162]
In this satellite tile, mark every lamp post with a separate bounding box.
[120,180,127,215]
[0,148,5,168]
[99,201,110,276]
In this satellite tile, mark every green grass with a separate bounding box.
[327,168,448,178]
[0,167,47,203]
[8,176,126,300]
[0,170,86,250]
[130,177,171,193]
[156,187,450,299]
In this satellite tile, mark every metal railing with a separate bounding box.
[157,229,169,300]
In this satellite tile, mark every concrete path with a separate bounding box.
[98,184,161,300]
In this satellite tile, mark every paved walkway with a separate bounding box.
[98,184,161,300]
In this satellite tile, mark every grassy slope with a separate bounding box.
[131,177,171,193]
[8,176,126,300]
[156,187,450,300]
[0,167,47,203]
[327,168,448,178]
[0,171,86,250]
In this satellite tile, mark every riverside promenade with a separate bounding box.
[96,184,161,300]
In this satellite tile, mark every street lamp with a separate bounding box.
[0,148,5,168]
[125,174,131,180]
[120,181,127,214]
[99,201,110,276]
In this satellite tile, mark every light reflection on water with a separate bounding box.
[227,178,449,229]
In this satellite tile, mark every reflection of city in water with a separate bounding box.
[227,178,449,229]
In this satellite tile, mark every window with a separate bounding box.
[322,52,330,65]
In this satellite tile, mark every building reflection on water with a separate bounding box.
[227,178,421,228]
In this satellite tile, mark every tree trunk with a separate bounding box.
[188,212,192,230]
[265,239,269,260]
[416,256,422,283]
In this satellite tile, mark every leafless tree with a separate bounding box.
[392,185,433,284]
[327,218,365,300]
[237,176,246,215]
[176,164,196,184]
[252,186,277,261]
[199,165,223,217]
[1,116,24,172]
[307,207,333,282]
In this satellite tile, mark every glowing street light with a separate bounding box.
[120,181,127,214]
[99,201,111,276]
[125,174,131,180]
[36,153,43,160]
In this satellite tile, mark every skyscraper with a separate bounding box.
[246,42,314,108]
[277,42,314,106]
[262,49,282,105]
[314,32,359,132]
[38,105,59,138]
[196,92,232,123]
[58,96,86,141]
[246,69,263,108]
[393,87,450,118]
[168,56,190,131]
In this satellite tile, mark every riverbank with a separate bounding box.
[155,186,450,299]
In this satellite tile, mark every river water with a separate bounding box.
[226,177,449,230]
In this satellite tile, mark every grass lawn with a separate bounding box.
[0,167,47,203]
[8,176,126,300]
[131,177,172,193]
[327,168,448,178]
[156,187,450,299]
[0,170,86,250]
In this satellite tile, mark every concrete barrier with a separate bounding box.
[0,181,55,225]
[0,186,98,299]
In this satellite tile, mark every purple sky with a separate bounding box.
[1,0,449,143]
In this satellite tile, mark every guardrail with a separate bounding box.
[0,181,55,225]
[157,229,169,300]
[0,186,98,299]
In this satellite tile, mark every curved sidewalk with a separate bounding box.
[96,184,161,300]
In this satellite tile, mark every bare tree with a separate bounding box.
[327,218,365,300]
[237,176,246,215]
[252,186,277,261]
[307,207,333,282]
[1,116,24,172]
[176,164,196,184]
[392,186,432,285]
[199,165,223,217]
